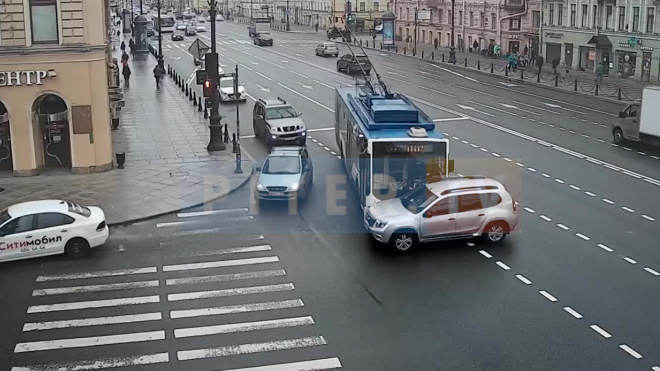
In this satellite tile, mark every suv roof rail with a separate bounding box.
[440,185,499,195]
[277,97,287,104]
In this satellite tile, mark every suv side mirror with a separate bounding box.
[255,167,262,172]
[298,112,303,116]
[256,114,263,119]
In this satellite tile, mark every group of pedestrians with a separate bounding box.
[118,37,165,89]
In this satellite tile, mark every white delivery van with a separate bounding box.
[613,86,660,147]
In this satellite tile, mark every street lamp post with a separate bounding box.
[286,0,290,31]
[131,0,134,33]
[157,0,164,68]
[448,0,456,64]
[207,0,226,152]
[233,65,242,173]
[139,0,143,13]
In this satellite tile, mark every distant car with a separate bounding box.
[185,23,197,36]
[248,25,257,37]
[253,97,306,147]
[0,200,109,263]
[218,76,246,102]
[216,14,224,21]
[255,147,313,202]
[315,41,339,57]
[196,22,206,32]
[254,33,273,46]
[172,31,184,41]
[337,53,371,75]
[176,22,186,30]
[374,24,383,33]
[365,177,518,252]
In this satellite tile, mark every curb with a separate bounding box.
[107,163,254,227]
[342,41,631,105]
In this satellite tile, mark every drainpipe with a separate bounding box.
[497,0,527,52]
[462,0,465,46]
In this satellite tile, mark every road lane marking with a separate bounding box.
[479,250,492,258]
[585,191,596,196]
[32,281,159,296]
[539,290,558,302]
[314,79,335,89]
[523,207,535,213]
[466,242,475,246]
[163,256,280,272]
[515,274,532,285]
[27,295,160,313]
[539,215,552,221]
[419,85,456,98]
[527,167,537,172]
[176,336,327,361]
[511,100,561,115]
[554,179,565,184]
[174,316,314,338]
[289,70,309,79]
[23,313,162,332]
[556,223,570,230]
[156,221,188,228]
[495,261,510,270]
[10,353,170,371]
[470,101,519,116]
[455,85,499,98]
[491,152,500,157]
[174,245,273,258]
[218,358,343,371]
[602,198,615,204]
[14,331,165,353]
[644,267,660,276]
[170,299,305,319]
[621,206,635,213]
[167,283,295,302]
[177,208,249,217]
[597,243,614,252]
[254,71,272,80]
[563,307,583,319]
[166,269,286,286]
[619,344,643,359]
[433,117,470,122]
[575,233,591,241]
[569,185,581,190]
[623,257,637,264]
[277,83,334,112]
[36,267,157,281]
[590,325,612,338]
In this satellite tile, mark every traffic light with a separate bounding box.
[203,79,212,98]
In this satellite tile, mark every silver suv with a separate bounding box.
[365,177,518,252]
[253,98,306,147]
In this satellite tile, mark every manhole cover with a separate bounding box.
[169,171,189,177]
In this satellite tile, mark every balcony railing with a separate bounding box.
[503,0,525,10]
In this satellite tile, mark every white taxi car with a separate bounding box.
[0,200,109,263]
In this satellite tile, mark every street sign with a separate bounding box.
[188,38,210,60]
[417,9,431,21]
[196,70,208,85]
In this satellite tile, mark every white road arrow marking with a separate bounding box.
[499,82,519,87]
[297,82,313,90]
[256,84,270,93]
[249,60,258,65]
[456,104,495,117]
[499,103,541,116]
[542,102,586,114]
[296,53,303,57]
[171,56,181,60]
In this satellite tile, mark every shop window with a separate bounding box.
[646,7,654,33]
[492,13,497,29]
[581,4,587,27]
[549,3,554,25]
[30,0,59,43]
[633,7,640,32]
[618,6,626,30]
[570,4,576,26]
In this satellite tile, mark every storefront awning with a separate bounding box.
[587,35,612,48]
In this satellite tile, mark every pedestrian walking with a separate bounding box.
[551,57,560,75]
[434,38,438,50]
[122,63,131,87]
[121,50,129,64]
[315,23,318,32]
[536,55,544,74]
[153,64,165,89]
[595,61,606,84]
[473,40,479,54]
[128,38,135,55]
[120,41,126,52]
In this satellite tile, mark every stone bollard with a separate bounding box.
[198,97,203,111]
[204,107,209,118]
[191,91,196,103]
[224,124,230,143]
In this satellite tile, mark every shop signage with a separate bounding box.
[545,32,564,39]
[0,70,56,87]
[640,46,654,51]
[508,35,519,39]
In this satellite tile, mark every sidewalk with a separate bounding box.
[350,35,646,102]
[0,35,253,226]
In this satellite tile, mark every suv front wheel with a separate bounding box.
[389,230,418,252]
[482,221,508,243]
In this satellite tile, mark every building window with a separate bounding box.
[606,5,613,29]
[30,0,59,43]
[549,3,554,25]
[449,10,452,24]
[480,12,484,27]
[399,7,402,19]
[407,8,410,20]
[439,9,443,23]
[459,11,462,25]
[592,5,597,28]
[570,4,576,26]
[374,2,379,11]
[646,7,654,33]
[581,4,587,27]
[633,7,640,32]
[558,3,563,26]
[492,13,497,29]
[510,16,520,30]
[469,11,473,26]
[618,6,626,30]
[359,2,365,11]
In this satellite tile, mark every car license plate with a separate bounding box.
[270,192,284,196]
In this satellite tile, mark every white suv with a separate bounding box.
[365,177,518,252]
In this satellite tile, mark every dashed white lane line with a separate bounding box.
[461,140,469,144]
[623,257,638,265]
[641,214,656,221]
[539,215,552,222]
[515,274,532,285]
[330,151,337,155]
[597,243,614,253]
[569,185,581,190]
[619,344,643,359]
[644,267,660,276]
[491,152,501,157]
[652,155,660,160]
[556,223,570,231]
[479,250,492,258]
[495,261,511,271]
[575,233,591,241]
[652,366,660,371]
[563,307,583,319]
[523,207,535,213]
[470,143,479,148]
[515,162,525,167]
[621,206,635,213]
[585,191,597,197]
[311,138,318,143]
[541,173,551,178]
[503,157,512,162]
[480,147,488,152]
[590,325,612,338]
[602,198,615,205]
[539,290,558,302]
[554,179,565,184]
[466,242,475,247]
[527,167,537,172]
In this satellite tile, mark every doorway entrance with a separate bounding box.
[32,94,71,169]
[0,101,11,171]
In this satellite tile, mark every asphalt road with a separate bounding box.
[2,19,660,371]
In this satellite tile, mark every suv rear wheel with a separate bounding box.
[482,221,508,244]
[389,230,418,252]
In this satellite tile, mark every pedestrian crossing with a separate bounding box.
[10,221,342,370]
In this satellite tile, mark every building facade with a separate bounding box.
[394,0,541,54]
[541,0,660,82]
[0,0,114,176]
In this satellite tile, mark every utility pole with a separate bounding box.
[207,0,226,152]
[233,64,242,173]
[448,0,456,64]
[157,0,164,68]
[414,0,418,54]
[139,0,143,13]
[286,0,290,30]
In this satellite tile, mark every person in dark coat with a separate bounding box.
[120,41,126,52]
[153,64,165,89]
[537,55,544,74]
[122,64,131,87]
[121,51,129,64]
[551,57,560,75]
